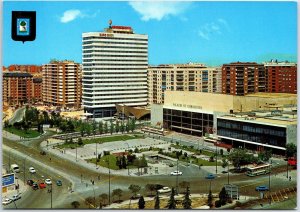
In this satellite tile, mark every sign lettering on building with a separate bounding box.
[99,33,114,37]
[173,103,202,110]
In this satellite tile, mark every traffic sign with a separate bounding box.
[2,173,15,187]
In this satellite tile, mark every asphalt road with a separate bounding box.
[2,134,297,209]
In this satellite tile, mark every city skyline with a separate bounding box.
[3,1,297,66]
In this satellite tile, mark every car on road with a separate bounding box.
[32,183,39,190]
[11,194,21,202]
[29,167,36,174]
[170,171,183,176]
[2,198,12,205]
[205,174,215,179]
[158,187,172,194]
[27,180,34,186]
[39,182,46,189]
[56,180,62,186]
[45,179,52,185]
[255,186,269,192]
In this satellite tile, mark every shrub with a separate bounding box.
[215,200,222,208]
[235,201,242,207]
[104,151,110,156]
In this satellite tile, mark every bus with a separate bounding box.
[246,164,271,177]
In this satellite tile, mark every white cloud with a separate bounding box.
[198,18,229,40]
[60,9,83,23]
[129,1,191,21]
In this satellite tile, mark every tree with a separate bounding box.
[219,187,229,205]
[145,184,156,196]
[154,191,160,209]
[120,121,125,134]
[207,190,213,208]
[286,143,297,158]
[182,186,192,209]
[80,124,85,137]
[130,118,136,132]
[110,122,114,135]
[112,189,123,202]
[99,193,108,206]
[121,155,127,169]
[104,122,108,134]
[71,201,80,209]
[92,121,97,136]
[258,150,272,162]
[78,137,83,146]
[128,184,141,198]
[125,121,130,133]
[179,181,190,194]
[115,121,120,133]
[86,124,91,136]
[227,149,258,170]
[138,196,145,209]
[140,155,148,167]
[85,196,95,209]
[167,187,176,209]
[221,159,229,171]
[98,121,103,134]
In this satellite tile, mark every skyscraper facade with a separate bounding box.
[82,23,148,118]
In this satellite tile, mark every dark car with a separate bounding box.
[27,180,34,186]
[255,186,269,192]
[205,174,215,180]
[32,183,39,190]
[56,180,62,186]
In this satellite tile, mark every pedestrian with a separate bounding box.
[289,176,291,181]
[92,180,94,185]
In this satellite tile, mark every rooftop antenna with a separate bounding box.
[108,20,112,28]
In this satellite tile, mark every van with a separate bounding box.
[11,164,20,173]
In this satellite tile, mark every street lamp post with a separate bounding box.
[125,142,130,175]
[95,142,98,168]
[76,144,78,162]
[50,183,53,208]
[106,159,111,205]
[215,144,218,174]
[23,155,31,184]
[227,162,230,185]
[269,163,271,205]
[176,159,179,195]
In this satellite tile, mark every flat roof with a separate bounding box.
[245,92,297,98]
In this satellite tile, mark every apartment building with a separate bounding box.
[82,22,148,118]
[264,60,297,94]
[148,63,222,104]
[32,78,42,101]
[42,60,82,108]
[222,62,266,96]
[3,72,33,106]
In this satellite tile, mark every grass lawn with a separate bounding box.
[55,134,144,149]
[86,155,139,170]
[170,144,219,157]
[5,127,41,138]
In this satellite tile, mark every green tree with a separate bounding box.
[99,193,108,206]
[154,191,160,209]
[219,187,229,205]
[85,196,95,209]
[125,121,130,133]
[138,196,145,209]
[221,158,229,171]
[115,121,120,133]
[140,155,148,167]
[179,181,190,194]
[110,122,114,135]
[92,121,97,136]
[207,190,213,208]
[78,137,83,145]
[145,184,156,196]
[286,143,297,158]
[120,121,125,134]
[182,186,192,209]
[86,124,91,136]
[80,124,85,137]
[130,118,136,132]
[112,188,123,202]
[227,149,258,169]
[258,150,272,162]
[71,201,80,209]
[128,184,141,198]
[167,187,176,209]
[98,121,103,134]
[104,122,108,134]
[121,155,127,169]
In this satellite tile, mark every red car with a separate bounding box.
[39,182,46,189]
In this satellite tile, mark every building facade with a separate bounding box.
[148,63,221,104]
[222,62,266,96]
[3,72,33,106]
[42,60,82,108]
[264,60,297,94]
[32,78,42,101]
[82,23,148,118]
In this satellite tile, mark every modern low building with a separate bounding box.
[264,60,297,94]
[155,91,297,153]
[148,63,221,104]
[82,21,148,118]
[42,60,82,108]
[3,71,33,106]
[222,62,266,96]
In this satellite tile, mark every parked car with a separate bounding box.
[158,187,172,194]
[27,180,34,186]
[32,183,39,190]
[29,167,36,174]
[11,194,21,202]
[39,182,46,189]
[56,180,62,186]
[170,171,183,176]
[205,174,215,179]
[255,186,269,192]
[45,179,52,185]
[2,198,12,205]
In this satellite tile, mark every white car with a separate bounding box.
[158,187,171,194]
[29,167,36,174]
[170,171,183,176]
[11,194,21,202]
[2,198,12,205]
[45,179,52,185]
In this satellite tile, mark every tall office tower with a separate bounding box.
[42,60,82,108]
[3,72,33,106]
[264,60,297,94]
[148,63,222,104]
[82,22,148,118]
[222,62,266,96]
